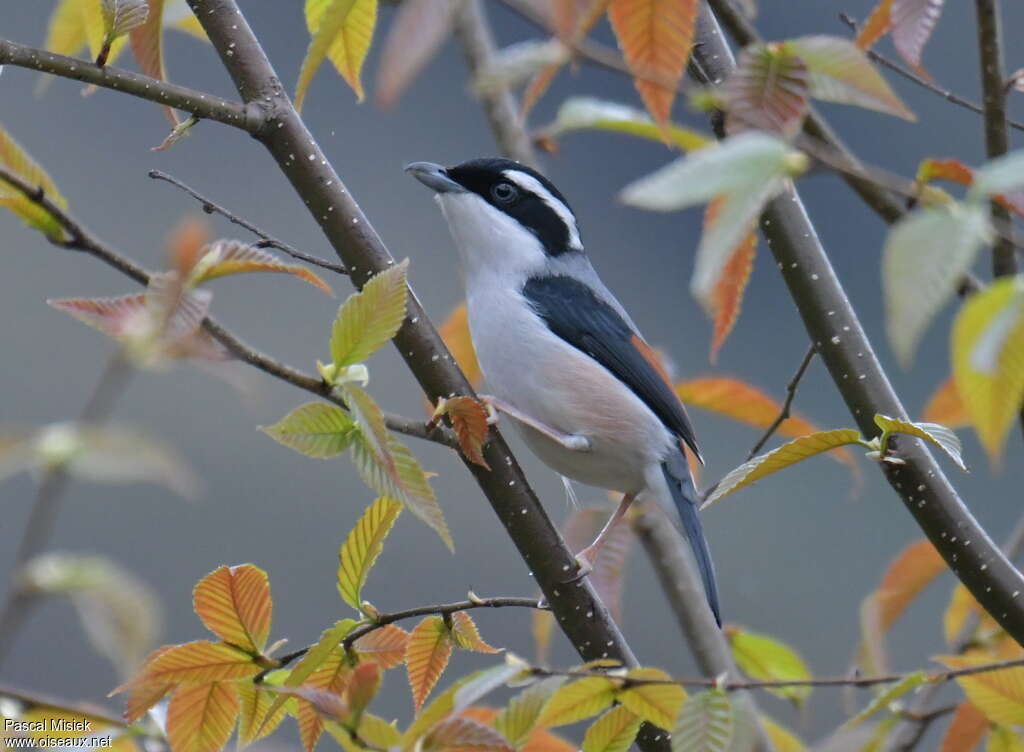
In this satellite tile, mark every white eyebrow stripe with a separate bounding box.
[502,169,583,251]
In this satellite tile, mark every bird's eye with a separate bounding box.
[491,182,518,204]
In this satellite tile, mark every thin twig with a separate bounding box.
[747,343,817,461]
[0,38,260,133]
[148,170,348,276]
[0,166,456,450]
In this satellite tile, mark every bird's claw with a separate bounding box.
[479,395,500,426]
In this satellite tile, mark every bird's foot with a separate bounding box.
[478,395,500,426]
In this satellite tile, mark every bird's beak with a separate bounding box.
[405,162,466,194]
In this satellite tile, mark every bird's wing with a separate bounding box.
[522,275,702,462]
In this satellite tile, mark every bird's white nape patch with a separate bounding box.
[502,169,583,251]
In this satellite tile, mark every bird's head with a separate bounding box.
[406,158,583,282]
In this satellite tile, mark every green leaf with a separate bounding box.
[969,148,1024,200]
[785,35,914,120]
[536,677,617,728]
[882,203,990,368]
[843,671,927,728]
[101,0,149,43]
[0,125,68,240]
[726,627,811,706]
[988,725,1024,752]
[672,689,733,752]
[342,383,395,476]
[582,706,642,752]
[703,429,864,508]
[297,0,379,109]
[494,677,564,747]
[261,402,358,459]
[952,276,1024,463]
[873,414,967,470]
[337,496,403,610]
[330,260,409,369]
[539,97,711,151]
[617,667,685,730]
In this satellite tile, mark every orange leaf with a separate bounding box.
[129,0,178,125]
[875,539,947,631]
[855,0,893,50]
[674,377,855,467]
[166,682,240,752]
[353,624,410,669]
[608,0,698,127]
[450,611,500,654]
[522,729,577,752]
[917,158,974,187]
[237,682,286,749]
[422,716,513,752]
[192,240,333,295]
[406,616,454,711]
[193,564,273,655]
[439,303,482,388]
[435,396,491,469]
[298,648,353,751]
[943,584,1001,646]
[347,662,383,721]
[922,376,970,428]
[938,701,987,752]
[703,199,757,362]
[114,641,261,691]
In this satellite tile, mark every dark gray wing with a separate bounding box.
[522,275,702,462]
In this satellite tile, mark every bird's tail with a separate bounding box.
[661,458,721,627]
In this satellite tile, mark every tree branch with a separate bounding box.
[692,5,1024,646]
[182,8,662,746]
[0,38,261,133]
[746,343,817,461]
[0,165,455,450]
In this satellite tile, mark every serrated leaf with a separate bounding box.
[192,564,272,655]
[166,681,239,752]
[337,496,403,610]
[330,260,409,368]
[844,671,927,728]
[874,414,966,470]
[449,612,500,654]
[297,648,354,751]
[988,725,1024,752]
[883,203,990,368]
[375,0,455,108]
[434,397,490,469]
[81,0,129,63]
[261,402,357,459]
[952,276,1024,463]
[702,201,757,363]
[297,0,379,109]
[0,125,68,240]
[101,0,149,42]
[608,0,699,127]
[923,376,970,428]
[353,624,409,669]
[237,682,286,749]
[760,716,806,752]
[672,689,733,752]
[970,149,1024,200]
[581,706,641,752]
[115,641,260,691]
[726,628,811,705]
[130,0,178,125]
[49,295,149,340]
[562,507,634,622]
[722,43,809,136]
[190,240,332,294]
[938,702,986,752]
[617,667,685,730]
[890,0,944,72]
[537,677,617,728]
[495,677,564,747]
[936,654,1024,726]
[786,36,914,120]
[703,429,863,507]
[346,662,382,724]
[439,303,482,387]
[539,97,711,152]
[406,616,454,712]
[422,717,512,752]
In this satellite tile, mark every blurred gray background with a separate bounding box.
[2,0,1022,745]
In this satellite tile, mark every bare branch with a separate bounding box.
[746,343,817,461]
[0,38,261,133]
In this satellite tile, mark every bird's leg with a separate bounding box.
[574,493,637,577]
[479,395,591,451]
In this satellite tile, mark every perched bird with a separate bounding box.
[407,158,720,626]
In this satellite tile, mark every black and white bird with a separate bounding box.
[406,158,720,626]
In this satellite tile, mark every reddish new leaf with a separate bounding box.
[113,641,260,691]
[375,0,455,108]
[702,199,757,362]
[938,701,987,752]
[722,43,810,137]
[890,0,944,72]
[434,397,490,469]
[166,681,240,752]
[422,716,513,752]
[129,0,178,124]
[450,612,500,654]
[192,564,273,655]
[123,646,174,722]
[406,616,454,711]
[917,158,1024,219]
[608,0,699,127]
[48,295,149,340]
[167,218,211,277]
[192,240,333,294]
[353,624,409,669]
[346,662,383,722]
[922,376,970,428]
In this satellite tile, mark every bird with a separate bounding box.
[406,157,720,626]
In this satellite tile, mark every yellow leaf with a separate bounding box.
[531,610,555,666]
[938,701,987,752]
[297,648,354,751]
[726,627,811,705]
[952,276,1024,465]
[615,667,684,730]
[607,0,699,127]
[330,259,409,368]
[353,624,409,669]
[237,682,286,749]
[439,303,482,388]
[450,611,500,654]
[856,0,894,50]
[297,0,379,109]
[539,97,712,152]
[923,376,971,428]
[536,677,617,728]
[703,429,864,507]
[166,682,240,752]
[191,240,333,294]
[874,414,967,471]
[944,584,1002,647]
[760,715,806,752]
[0,125,68,240]
[937,653,1024,726]
[581,706,641,752]
[42,0,89,57]
[337,496,403,610]
[114,641,260,690]
[192,564,273,655]
[406,616,454,712]
[261,402,357,459]
[495,678,564,747]
[988,725,1024,752]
